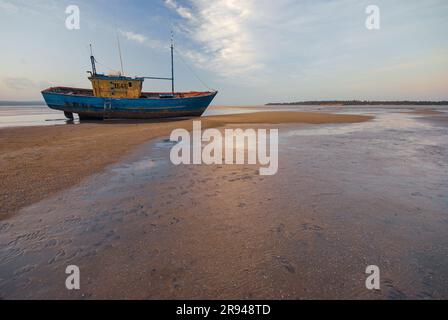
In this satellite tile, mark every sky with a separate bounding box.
[0,0,447,105]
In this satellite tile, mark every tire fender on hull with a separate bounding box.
[64,111,74,120]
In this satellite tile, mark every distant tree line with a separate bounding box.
[266,100,448,106]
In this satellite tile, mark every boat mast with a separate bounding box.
[90,44,97,76]
[141,34,176,94]
[170,35,174,94]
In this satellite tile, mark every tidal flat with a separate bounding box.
[0,105,447,299]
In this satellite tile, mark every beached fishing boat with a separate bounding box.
[41,44,217,120]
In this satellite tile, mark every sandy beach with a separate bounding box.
[1,106,448,299]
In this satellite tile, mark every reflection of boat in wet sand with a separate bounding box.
[42,43,217,120]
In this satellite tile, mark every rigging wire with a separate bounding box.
[173,47,215,91]
[95,59,117,73]
[113,6,125,75]
[84,44,120,74]
[116,32,125,76]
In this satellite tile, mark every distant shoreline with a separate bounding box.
[266,100,448,106]
[0,101,46,106]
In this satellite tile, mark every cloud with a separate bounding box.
[4,77,50,90]
[163,0,365,80]
[0,0,19,13]
[165,0,196,21]
[0,0,60,16]
[118,29,165,51]
[165,0,263,77]
[120,30,147,44]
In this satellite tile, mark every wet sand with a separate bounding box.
[0,111,371,218]
[405,109,445,116]
[1,107,448,299]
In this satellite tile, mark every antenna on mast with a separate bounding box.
[90,44,97,76]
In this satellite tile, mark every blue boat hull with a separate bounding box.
[41,88,217,120]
